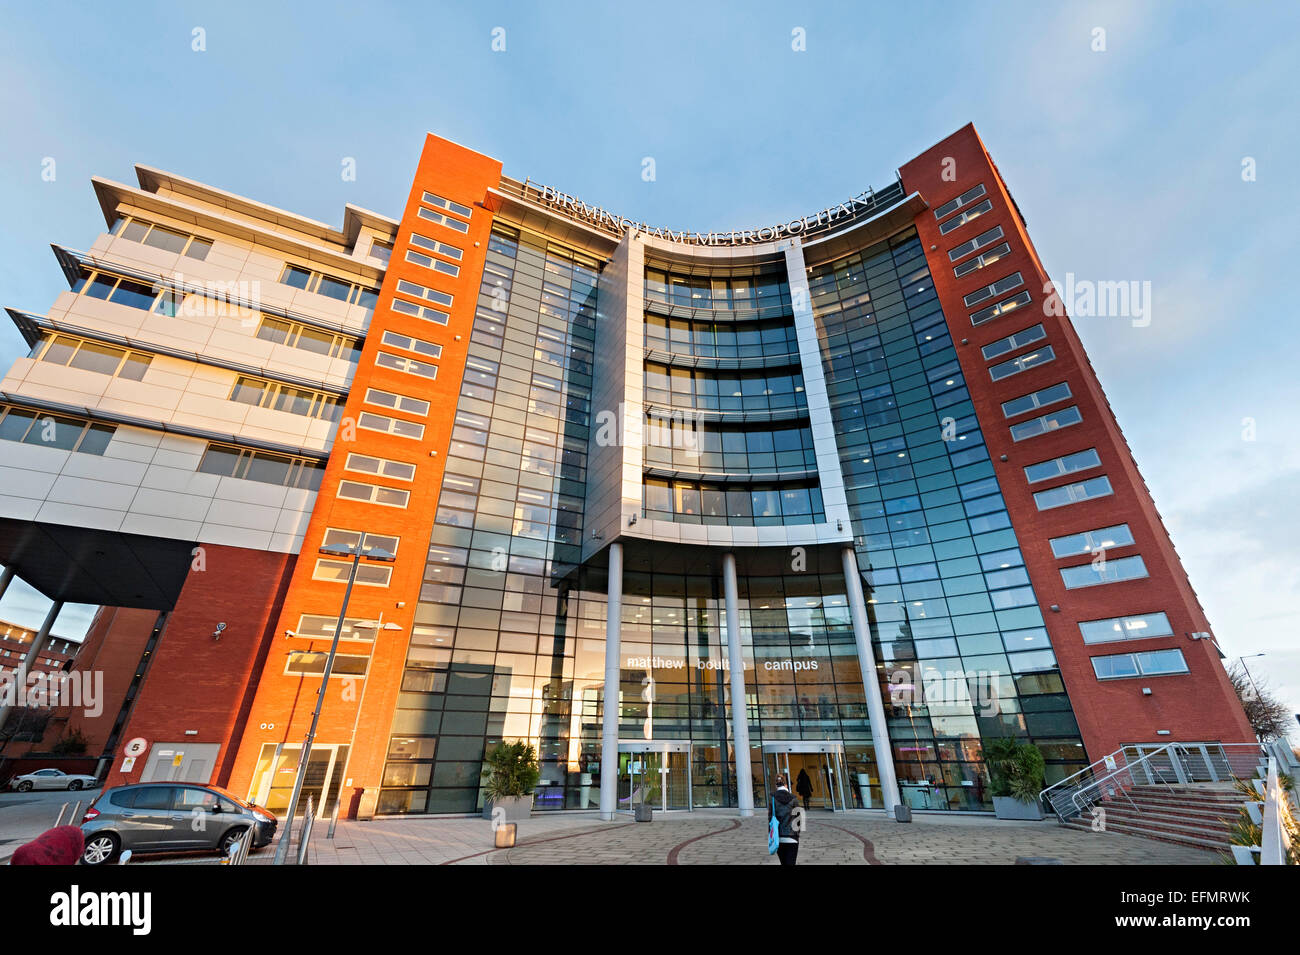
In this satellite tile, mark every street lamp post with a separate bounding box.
[273,540,394,865]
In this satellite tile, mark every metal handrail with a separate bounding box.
[1041,741,1267,822]
[1260,757,1293,865]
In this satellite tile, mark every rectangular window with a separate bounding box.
[321,527,399,558]
[368,238,393,265]
[408,233,463,261]
[1032,475,1113,511]
[344,452,416,482]
[34,333,152,381]
[953,242,1012,278]
[1050,522,1134,558]
[380,329,443,359]
[971,289,1032,326]
[963,271,1024,308]
[256,318,359,362]
[197,442,325,490]
[285,652,370,677]
[1025,448,1101,483]
[395,279,453,308]
[229,376,341,421]
[937,198,993,235]
[982,323,1046,361]
[1002,382,1072,418]
[357,410,425,439]
[312,558,392,587]
[114,216,213,260]
[0,405,115,455]
[990,345,1056,381]
[405,249,460,277]
[416,206,470,234]
[1061,554,1148,589]
[364,388,429,416]
[420,191,473,219]
[1080,611,1173,645]
[337,480,411,508]
[934,184,988,221]
[375,351,438,380]
[390,297,450,326]
[294,615,374,641]
[278,265,378,309]
[1010,404,1081,441]
[1091,648,1187,680]
[948,225,1005,262]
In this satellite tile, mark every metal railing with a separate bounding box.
[1041,742,1268,822]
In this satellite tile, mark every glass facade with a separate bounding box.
[376,217,1087,816]
[809,226,1087,806]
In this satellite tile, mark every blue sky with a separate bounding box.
[1,1,1297,728]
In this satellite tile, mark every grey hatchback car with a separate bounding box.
[80,782,277,864]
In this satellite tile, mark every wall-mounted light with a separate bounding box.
[1142,687,1152,696]
[212,622,226,641]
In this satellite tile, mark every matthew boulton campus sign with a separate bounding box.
[519,177,901,247]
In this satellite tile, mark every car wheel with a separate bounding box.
[219,827,250,856]
[16,781,32,793]
[82,833,119,865]
[68,780,83,791]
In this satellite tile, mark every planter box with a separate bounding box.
[893,804,912,823]
[634,803,653,822]
[482,794,534,822]
[993,796,1045,820]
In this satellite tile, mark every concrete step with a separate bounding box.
[1062,818,1230,852]
[1097,806,1236,832]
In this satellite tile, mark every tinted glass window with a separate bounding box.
[129,786,175,810]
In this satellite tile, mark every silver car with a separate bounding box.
[8,768,98,792]
[80,782,277,864]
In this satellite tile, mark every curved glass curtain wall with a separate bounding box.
[641,260,825,526]
[809,226,1087,808]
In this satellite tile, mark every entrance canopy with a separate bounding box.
[0,518,196,609]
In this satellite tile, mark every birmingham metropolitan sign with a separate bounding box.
[518,178,903,247]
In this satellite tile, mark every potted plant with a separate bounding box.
[480,741,540,822]
[632,760,658,822]
[985,737,1046,820]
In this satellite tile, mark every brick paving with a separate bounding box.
[235,808,1217,866]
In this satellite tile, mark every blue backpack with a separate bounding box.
[767,799,779,855]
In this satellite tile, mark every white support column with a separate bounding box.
[599,542,624,820]
[722,552,755,817]
[841,545,900,816]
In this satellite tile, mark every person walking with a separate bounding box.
[769,774,800,865]
[795,767,813,811]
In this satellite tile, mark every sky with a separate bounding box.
[0,1,1296,731]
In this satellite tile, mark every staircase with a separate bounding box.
[1061,783,1242,852]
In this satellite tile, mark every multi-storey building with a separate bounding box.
[0,124,1252,816]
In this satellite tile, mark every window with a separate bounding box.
[395,279,453,308]
[278,265,378,311]
[971,290,1032,326]
[0,405,115,455]
[1003,382,1072,418]
[416,206,470,233]
[198,442,325,490]
[390,297,450,325]
[337,480,410,508]
[937,198,993,235]
[982,323,1046,361]
[1091,648,1187,680]
[1025,448,1101,483]
[963,272,1024,308]
[312,559,393,587]
[408,233,463,261]
[1061,554,1148,589]
[113,216,213,260]
[991,345,1056,381]
[405,249,460,277]
[1032,475,1113,511]
[420,191,473,219]
[934,184,988,221]
[321,527,399,557]
[1010,404,1082,441]
[364,388,429,416]
[294,615,375,641]
[357,411,425,439]
[256,318,360,362]
[1080,611,1173,645]
[948,225,1005,262]
[953,242,1011,278]
[344,452,416,482]
[375,351,438,380]
[1050,522,1134,558]
[229,376,342,421]
[285,651,370,677]
[32,334,151,381]
[369,238,393,265]
[380,330,443,360]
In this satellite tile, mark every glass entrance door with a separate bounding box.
[617,741,692,811]
[762,744,850,811]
